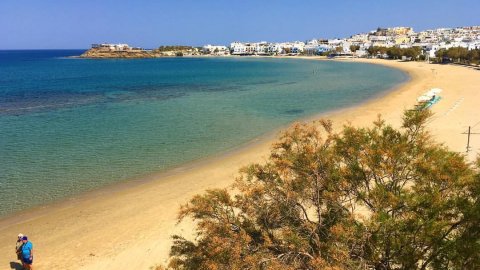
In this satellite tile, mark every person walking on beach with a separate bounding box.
[20,236,33,270]
[15,233,24,263]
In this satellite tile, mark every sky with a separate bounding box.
[1,0,479,49]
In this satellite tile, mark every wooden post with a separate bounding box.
[467,126,471,152]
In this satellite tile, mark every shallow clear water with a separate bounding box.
[0,50,408,216]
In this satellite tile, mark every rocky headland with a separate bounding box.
[79,44,200,59]
[80,48,153,58]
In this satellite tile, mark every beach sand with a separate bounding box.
[1,59,479,270]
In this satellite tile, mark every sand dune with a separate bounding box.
[1,59,478,270]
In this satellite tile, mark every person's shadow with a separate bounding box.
[9,261,23,270]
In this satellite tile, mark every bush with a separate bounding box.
[166,110,480,270]
[157,46,193,52]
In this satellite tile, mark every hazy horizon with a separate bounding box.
[1,0,479,49]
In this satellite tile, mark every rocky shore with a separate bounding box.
[79,45,200,59]
[80,48,153,58]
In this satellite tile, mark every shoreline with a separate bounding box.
[1,58,479,270]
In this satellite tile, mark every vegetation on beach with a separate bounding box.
[152,46,197,57]
[349,45,361,53]
[164,110,480,270]
[154,46,195,52]
[365,45,480,65]
[367,46,423,60]
[434,47,480,65]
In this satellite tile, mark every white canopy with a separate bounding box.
[424,88,442,98]
[430,88,442,94]
[417,95,431,102]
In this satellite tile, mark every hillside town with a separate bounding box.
[206,26,480,58]
[81,25,480,61]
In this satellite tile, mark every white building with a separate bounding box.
[91,43,134,51]
[328,39,345,46]
[229,41,305,55]
[202,45,230,55]
[277,41,305,54]
[255,42,270,55]
[230,42,256,55]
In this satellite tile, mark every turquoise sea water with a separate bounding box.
[0,50,408,216]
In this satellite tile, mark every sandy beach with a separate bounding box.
[1,59,479,270]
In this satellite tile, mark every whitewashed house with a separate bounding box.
[230,42,256,55]
[255,42,270,55]
[202,45,230,55]
[91,43,133,51]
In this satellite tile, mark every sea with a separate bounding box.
[0,50,408,216]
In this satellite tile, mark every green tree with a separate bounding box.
[367,46,376,56]
[386,47,401,59]
[157,45,193,52]
[442,47,480,64]
[442,47,469,63]
[435,48,447,63]
[403,47,421,60]
[466,49,479,64]
[368,46,388,58]
[335,110,478,269]
[350,45,360,53]
[167,110,480,270]
[169,120,362,270]
[320,50,334,56]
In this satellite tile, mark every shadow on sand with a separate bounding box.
[9,261,23,270]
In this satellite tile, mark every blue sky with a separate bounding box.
[1,0,479,49]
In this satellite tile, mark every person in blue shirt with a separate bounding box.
[21,236,33,270]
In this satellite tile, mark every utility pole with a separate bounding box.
[466,126,471,152]
[462,126,480,153]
